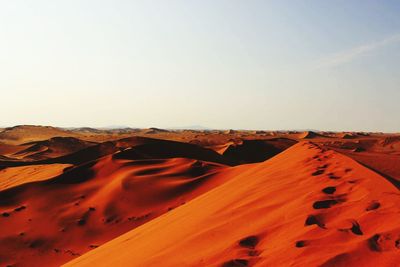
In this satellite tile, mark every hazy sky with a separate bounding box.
[1,1,400,131]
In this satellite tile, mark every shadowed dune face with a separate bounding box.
[222,138,297,164]
[1,128,400,267]
[113,139,231,165]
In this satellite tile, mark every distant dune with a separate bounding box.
[14,137,96,160]
[298,131,329,139]
[0,164,71,191]
[0,125,79,144]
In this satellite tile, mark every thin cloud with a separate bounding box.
[314,33,400,69]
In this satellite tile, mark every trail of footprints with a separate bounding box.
[222,235,260,267]
[298,149,383,250]
[221,146,386,267]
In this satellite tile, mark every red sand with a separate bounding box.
[65,142,400,267]
[0,136,232,266]
[0,126,399,267]
[0,164,71,191]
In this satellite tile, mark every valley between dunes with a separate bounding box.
[1,126,400,267]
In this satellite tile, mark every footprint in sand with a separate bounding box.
[305,214,325,228]
[338,220,363,235]
[322,186,336,194]
[295,240,309,248]
[311,164,330,176]
[312,199,341,209]
[222,259,249,267]
[366,201,380,211]
[350,221,363,235]
[238,236,259,249]
[368,233,400,252]
[327,173,340,179]
[312,169,325,176]
[238,235,260,258]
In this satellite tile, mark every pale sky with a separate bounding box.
[1,1,400,131]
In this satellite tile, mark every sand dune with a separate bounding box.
[0,137,232,266]
[0,126,79,145]
[0,142,30,158]
[379,135,400,148]
[339,133,357,139]
[113,137,230,165]
[144,127,170,134]
[323,136,400,185]
[1,128,400,267]
[0,164,71,191]
[13,137,96,160]
[298,131,329,139]
[65,142,400,267]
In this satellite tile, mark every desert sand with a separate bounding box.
[1,126,400,267]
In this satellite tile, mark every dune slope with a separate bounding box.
[0,141,232,266]
[14,137,96,160]
[0,164,71,191]
[65,142,400,267]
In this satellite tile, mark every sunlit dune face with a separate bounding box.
[0,164,71,191]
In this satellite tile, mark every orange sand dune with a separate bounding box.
[66,142,400,267]
[0,143,30,158]
[0,126,80,145]
[332,149,400,186]
[0,145,231,266]
[46,136,229,166]
[322,136,400,185]
[0,164,71,191]
[14,137,96,160]
[297,131,329,139]
[1,128,400,267]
